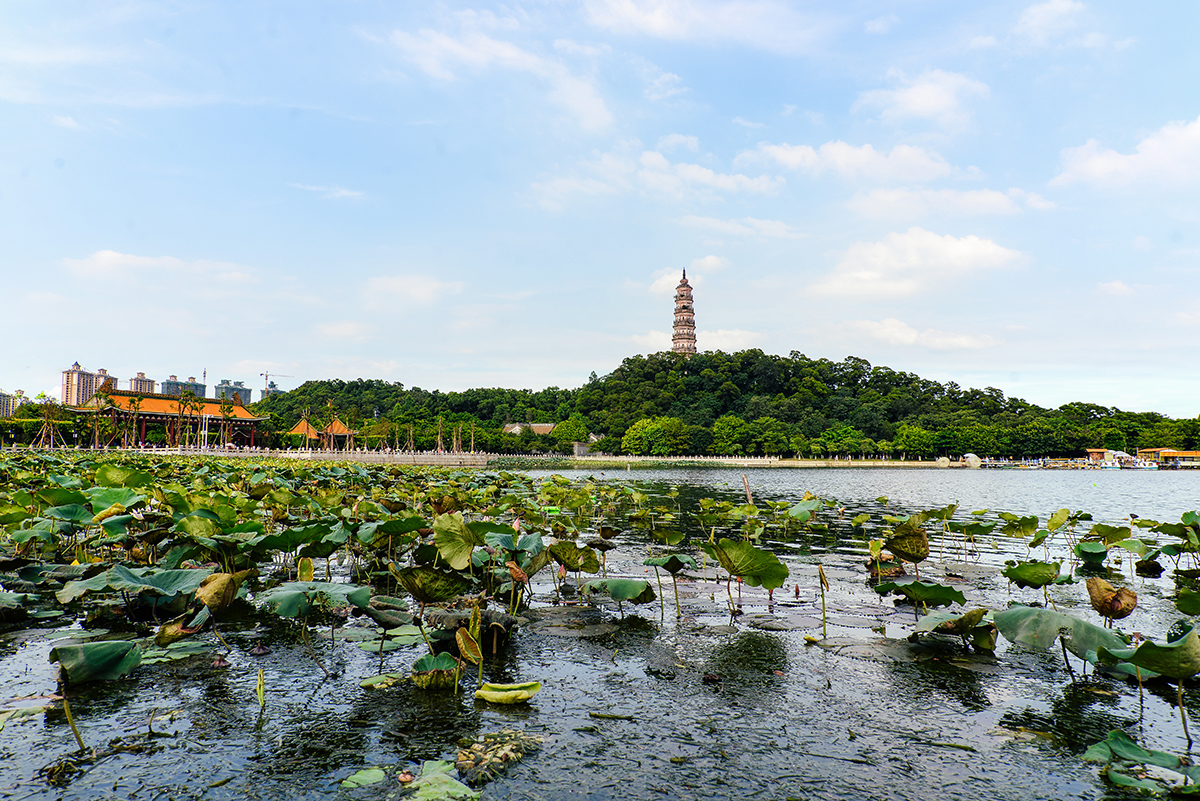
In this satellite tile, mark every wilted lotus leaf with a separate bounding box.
[884,514,930,565]
[548,541,601,574]
[474,681,541,704]
[504,561,528,584]
[389,563,472,605]
[1087,577,1137,622]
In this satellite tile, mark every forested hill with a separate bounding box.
[250,350,1197,458]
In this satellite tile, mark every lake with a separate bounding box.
[5,464,1199,800]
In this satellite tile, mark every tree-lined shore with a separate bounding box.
[4,350,1194,458]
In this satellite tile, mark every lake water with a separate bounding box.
[7,465,1200,801]
[532,466,1200,525]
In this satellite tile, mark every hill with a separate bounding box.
[247,350,1198,458]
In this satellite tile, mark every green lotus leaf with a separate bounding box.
[50,640,141,683]
[582,579,656,605]
[1178,589,1200,616]
[94,463,154,488]
[85,487,146,512]
[994,606,1132,668]
[1001,560,1061,589]
[1075,540,1109,564]
[433,512,485,571]
[874,580,965,608]
[915,608,988,636]
[258,581,372,618]
[475,681,541,704]
[36,487,89,508]
[390,564,473,605]
[405,760,480,801]
[643,554,698,575]
[700,538,789,590]
[1099,620,1200,680]
[548,541,601,574]
[44,504,93,525]
[341,768,388,789]
[412,652,459,672]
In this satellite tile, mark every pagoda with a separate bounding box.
[671,270,697,355]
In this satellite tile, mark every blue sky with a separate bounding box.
[3,1,1199,416]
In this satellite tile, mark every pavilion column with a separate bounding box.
[250,425,255,447]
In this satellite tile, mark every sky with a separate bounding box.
[3,1,1199,417]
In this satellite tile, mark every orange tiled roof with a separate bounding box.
[323,417,352,435]
[287,419,321,438]
[77,390,266,421]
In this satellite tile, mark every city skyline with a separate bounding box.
[3,2,1199,417]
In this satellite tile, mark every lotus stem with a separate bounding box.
[1059,636,1076,681]
[651,568,664,619]
[672,575,681,618]
[301,618,332,680]
[820,583,827,639]
[1181,682,1192,749]
[60,689,86,753]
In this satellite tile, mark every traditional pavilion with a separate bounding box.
[73,387,268,447]
[286,417,321,445]
[320,415,355,450]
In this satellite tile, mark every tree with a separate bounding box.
[710,415,751,455]
[621,416,688,455]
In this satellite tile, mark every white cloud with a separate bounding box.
[1014,0,1084,45]
[289,183,365,199]
[701,329,766,350]
[632,329,671,350]
[638,150,783,198]
[846,187,1054,218]
[852,318,998,350]
[583,0,830,54]
[680,215,800,238]
[387,29,611,131]
[811,227,1021,296]
[62,250,254,285]
[865,15,898,34]
[690,254,729,272]
[969,35,999,48]
[1052,115,1200,188]
[737,140,954,183]
[1132,236,1152,252]
[657,133,699,152]
[644,68,685,100]
[51,115,83,130]
[315,321,372,340]
[854,69,989,131]
[732,116,764,128]
[1098,280,1134,296]
[364,274,465,305]
[532,142,780,209]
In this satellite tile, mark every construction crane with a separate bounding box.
[260,372,294,393]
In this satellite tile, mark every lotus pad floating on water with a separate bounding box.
[474,681,541,704]
[456,729,543,786]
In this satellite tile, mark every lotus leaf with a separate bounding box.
[994,606,1130,666]
[915,607,987,636]
[475,681,541,704]
[390,564,473,605]
[1178,588,1200,616]
[547,541,601,574]
[582,578,656,605]
[1075,540,1109,565]
[432,512,485,570]
[85,487,146,511]
[1099,620,1200,680]
[1083,730,1200,793]
[1086,577,1136,622]
[1001,560,1062,589]
[195,569,256,612]
[44,504,93,525]
[405,760,480,801]
[874,580,965,608]
[258,581,371,618]
[643,554,697,575]
[700,538,789,590]
[360,672,406,689]
[50,640,141,683]
[341,768,387,789]
[36,488,88,508]
[94,464,154,488]
[884,520,929,565]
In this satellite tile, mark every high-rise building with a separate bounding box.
[161,375,207,398]
[62,362,117,406]
[262,381,285,401]
[0,389,27,418]
[129,371,156,394]
[671,270,697,355]
[214,379,253,405]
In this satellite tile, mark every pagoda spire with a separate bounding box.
[671,270,696,355]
